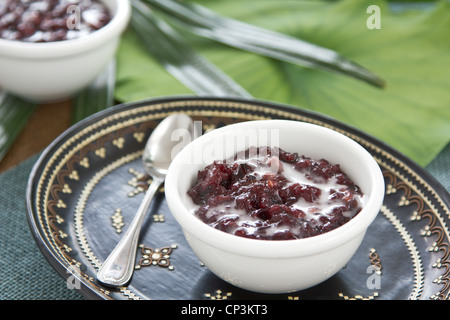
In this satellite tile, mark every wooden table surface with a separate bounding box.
[0,100,72,173]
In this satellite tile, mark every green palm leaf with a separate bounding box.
[71,59,117,124]
[143,0,385,88]
[0,93,37,162]
[116,0,450,167]
[131,0,251,98]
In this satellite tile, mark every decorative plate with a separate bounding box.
[26,96,450,300]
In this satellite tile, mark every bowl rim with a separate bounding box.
[0,0,131,58]
[165,119,385,258]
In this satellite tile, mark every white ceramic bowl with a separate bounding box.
[0,0,130,102]
[165,119,385,294]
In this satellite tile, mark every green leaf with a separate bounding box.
[0,92,37,162]
[71,59,116,124]
[130,0,251,98]
[144,0,385,88]
[115,0,450,167]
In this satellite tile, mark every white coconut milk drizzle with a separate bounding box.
[190,153,365,238]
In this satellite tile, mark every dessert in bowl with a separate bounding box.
[0,0,130,102]
[165,119,385,294]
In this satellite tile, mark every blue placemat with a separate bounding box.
[0,144,448,300]
[426,143,450,192]
[0,154,85,300]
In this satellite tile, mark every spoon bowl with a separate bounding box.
[97,113,194,286]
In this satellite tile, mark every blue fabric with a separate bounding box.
[0,154,84,300]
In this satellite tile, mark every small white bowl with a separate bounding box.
[165,119,385,294]
[0,0,130,102]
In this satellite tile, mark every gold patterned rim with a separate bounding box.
[27,97,450,300]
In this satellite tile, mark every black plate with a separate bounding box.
[26,96,450,300]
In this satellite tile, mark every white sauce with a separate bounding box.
[190,152,365,237]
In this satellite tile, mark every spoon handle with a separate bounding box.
[97,177,163,287]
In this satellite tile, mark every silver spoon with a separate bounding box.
[97,113,194,287]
